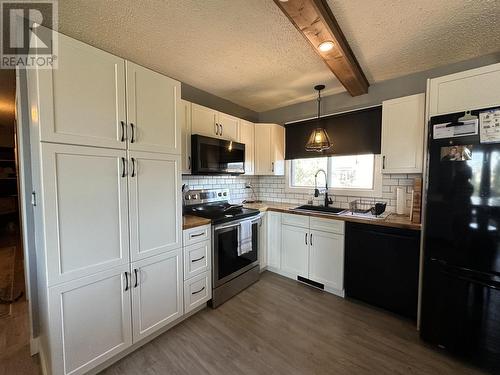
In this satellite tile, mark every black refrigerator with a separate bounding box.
[420,107,500,372]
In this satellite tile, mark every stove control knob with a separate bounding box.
[218,192,222,197]
[193,194,199,200]
[185,195,190,200]
[223,192,227,196]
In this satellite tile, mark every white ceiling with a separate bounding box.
[57,0,500,112]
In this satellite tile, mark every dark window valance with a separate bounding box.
[285,106,382,160]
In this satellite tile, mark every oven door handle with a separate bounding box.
[214,222,240,231]
[214,215,263,231]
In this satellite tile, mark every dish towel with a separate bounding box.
[238,219,253,256]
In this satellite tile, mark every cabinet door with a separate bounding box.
[129,151,182,261]
[131,250,183,342]
[381,94,425,174]
[428,62,500,116]
[180,100,192,174]
[309,230,344,291]
[281,225,308,278]
[217,112,239,141]
[48,265,132,375]
[184,272,211,313]
[41,143,129,286]
[267,212,282,271]
[239,120,255,175]
[271,124,285,176]
[254,124,272,175]
[191,103,217,138]
[126,62,181,154]
[38,33,126,149]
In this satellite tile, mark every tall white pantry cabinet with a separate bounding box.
[27,33,183,375]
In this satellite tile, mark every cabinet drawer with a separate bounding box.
[184,272,211,313]
[183,224,211,246]
[183,240,211,280]
[282,213,309,228]
[310,217,345,234]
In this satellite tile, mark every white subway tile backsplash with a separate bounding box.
[182,172,420,212]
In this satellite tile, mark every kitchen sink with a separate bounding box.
[292,205,346,215]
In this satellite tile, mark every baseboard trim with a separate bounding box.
[30,337,39,356]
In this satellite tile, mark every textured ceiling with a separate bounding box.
[57,0,500,112]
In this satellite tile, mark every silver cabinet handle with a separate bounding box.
[310,233,313,246]
[215,123,219,135]
[134,268,139,288]
[191,255,205,263]
[305,233,308,245]
[272,162,274,173]
[382,155,386,169]
[131,157,136,177]
[220,124,223,136]
[192,286,205,295]
[188,156,191,170]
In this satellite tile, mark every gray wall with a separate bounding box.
[181,83,259,122]
[259,52,500,124]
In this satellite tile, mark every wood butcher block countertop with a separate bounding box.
[183,215,211,230]
[243,201,421,231]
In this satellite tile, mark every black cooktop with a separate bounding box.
[184,202,260,224]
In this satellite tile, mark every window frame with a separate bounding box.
[285,155,383,198]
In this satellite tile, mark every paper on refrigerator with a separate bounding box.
[479,109,500,144]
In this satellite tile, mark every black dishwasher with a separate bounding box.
[345,222,420,320]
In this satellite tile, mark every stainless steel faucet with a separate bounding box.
[314,169,333,207]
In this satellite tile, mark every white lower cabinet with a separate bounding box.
[281,224,309,279]
[182,226,212,313]
[267,212,281,271]
[309,230,344,292]
[258,212,268,270]
[273,213,345,296]
[184,272,211,313]
[48,265,132,375]
[131,250,183,342]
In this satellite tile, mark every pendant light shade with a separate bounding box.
[305,84,332,152]
[305,128,332,152]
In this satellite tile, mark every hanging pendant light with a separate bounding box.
[305,84,332,152]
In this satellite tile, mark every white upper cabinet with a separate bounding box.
[48,265,132,375]
[217,112,239,141]
[131,250,183,342]
[41,143,130,286]
[255,123,285,176]
[180,100,192,174]
[239,120,255,175]
[128,151,182,261]
[191,103,218,138]
[381,93,425,174]
[191,103,239,141]
[309,229,344,291]
[38,33,127,149]
[126,62,181,154]
[428,63,500,116]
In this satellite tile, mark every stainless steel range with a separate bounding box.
[183,189,262,307]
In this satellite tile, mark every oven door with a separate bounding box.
[212,216,260,288]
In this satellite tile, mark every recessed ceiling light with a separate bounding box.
[318,41,335,52]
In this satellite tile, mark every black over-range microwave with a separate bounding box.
[191,134,245,175]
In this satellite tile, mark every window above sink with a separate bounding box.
[286,155,383,197]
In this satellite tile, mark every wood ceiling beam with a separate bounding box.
[274,0,369,96]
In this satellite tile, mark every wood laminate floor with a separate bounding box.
[103,272,486,375]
